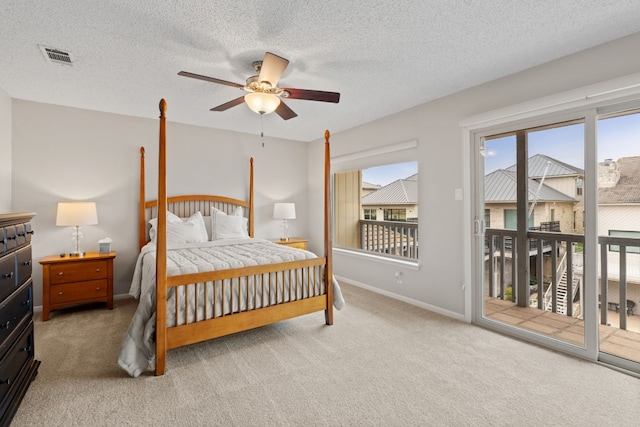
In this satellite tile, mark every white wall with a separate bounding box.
[0,87,11,211]
[11,101,310,305]
[309,32,640,318]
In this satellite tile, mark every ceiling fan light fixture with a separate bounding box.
[244,92,280,115]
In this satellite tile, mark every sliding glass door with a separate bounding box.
[474,101,640,374]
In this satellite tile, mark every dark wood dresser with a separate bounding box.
[0,213,40,426]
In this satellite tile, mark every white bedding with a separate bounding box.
[118,238,344,377]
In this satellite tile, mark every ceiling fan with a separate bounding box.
[178,52,340,120]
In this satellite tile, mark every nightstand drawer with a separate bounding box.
[49,260,108,284]
[50,279,108,304]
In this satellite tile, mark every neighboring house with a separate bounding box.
[598,157,640,300]
[485,161,578,233]
[361,174,418,222]
[501,154,585,233]
[362,181,381,197]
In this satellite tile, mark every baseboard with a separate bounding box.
[33,293,134,313]
[335,275,467,323]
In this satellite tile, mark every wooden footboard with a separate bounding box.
[150,99,333,375]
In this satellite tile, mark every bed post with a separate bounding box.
[155,99,168,376]
[249,157,254,238]
[324,130,334,325]
[138,147,146,251]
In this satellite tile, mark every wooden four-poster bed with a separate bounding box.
[118,99,340,377]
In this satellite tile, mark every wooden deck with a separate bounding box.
[484,297,640,364]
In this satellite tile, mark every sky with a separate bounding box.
[484,112,640,173]
[362,161,418,187]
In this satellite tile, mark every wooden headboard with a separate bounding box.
[138,147,254,250]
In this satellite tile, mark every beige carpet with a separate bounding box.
[12,283,640,426]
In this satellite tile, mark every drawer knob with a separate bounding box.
[21,299,31,307]
[0,378,10,386]
[0,321,10,329]
[95,268,101,272]
[96,287,101,291]
[1,272,13,279]
[21,346,32,353]
[58,291,63,295]
[22,260,32,266]
[27,230,35,235]
[58,272,64,276]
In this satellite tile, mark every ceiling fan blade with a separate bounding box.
[282,88,340,103]
[178,71,244,89]
[258,52,289,87]
[210,96,245,111]
[275,101,298,120]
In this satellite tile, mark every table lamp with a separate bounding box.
[273,202,296,241]
[56,201,98,257]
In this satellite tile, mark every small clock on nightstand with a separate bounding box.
[272,237,307,250]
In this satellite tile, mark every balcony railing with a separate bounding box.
[360,220,418,260]
[485,228,640,330]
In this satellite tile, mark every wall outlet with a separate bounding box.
[395,271,403,285]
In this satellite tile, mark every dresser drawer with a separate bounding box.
[50,279,108,305]
[1,227,16,253]
[14,223,33,247]
[15,246,32,288]
[0,322,34,406]
[0,282,32,357]
[49,260,108,285]
[0,255,16,303]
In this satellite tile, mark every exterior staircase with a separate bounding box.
[543,254,581,316]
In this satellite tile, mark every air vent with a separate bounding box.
[38,45,74,66]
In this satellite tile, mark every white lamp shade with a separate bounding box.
[244,92,281,115]
[273,203,296,220]
[56,202,98,226]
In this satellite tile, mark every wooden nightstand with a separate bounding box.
[272,237,308,250]
[39,252,116,321]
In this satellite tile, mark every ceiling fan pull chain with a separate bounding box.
[260,112,265,147]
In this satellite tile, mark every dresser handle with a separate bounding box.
[21,346,32,353]
[6,236,16,241]
[26,230,35,235]
[58,272,64,276]
[0,321,10,329]
[0,378,10,385]
[0,238,5,245]
[16,232,25,237]
[95,268,101,272]
[58,291,63,295]
[96,287,101,291]
[22,260,32,266]
[21,299,31,306]
[1,272,13,279]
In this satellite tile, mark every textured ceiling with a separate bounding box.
[2,1,640,141]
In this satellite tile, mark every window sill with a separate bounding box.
[333,247,421,270]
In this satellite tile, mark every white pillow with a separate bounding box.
[149,211,208,242]
[211,208,248,240]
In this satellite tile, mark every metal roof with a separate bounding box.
[362,178,418,205]
[484,169,575,203]
[505,154,584,177]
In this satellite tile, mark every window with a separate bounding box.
[484,209,491,228]
[384,209,406,221]
[608,230,640,254]
[576,177,583,196]
[332,143,418,261]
